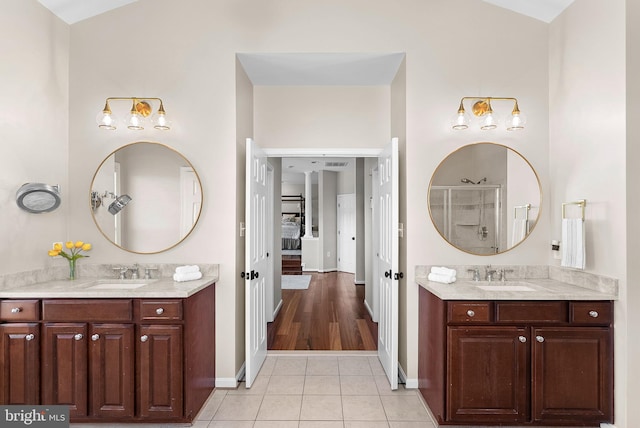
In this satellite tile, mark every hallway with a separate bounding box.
[268,272,377,350]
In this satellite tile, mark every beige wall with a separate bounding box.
[0,0,69,275]
[549,1,628,426]
[6,1,637,423]
[626,2,640,427]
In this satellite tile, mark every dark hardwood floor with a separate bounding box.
[267,271,378,351]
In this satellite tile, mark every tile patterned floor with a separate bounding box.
[72,353,436,428]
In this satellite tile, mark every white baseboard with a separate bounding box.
[399,363,418,389]
[273,299,283,319]
[364,299,374,319]
[600,424,617,428]
[216,362,245,388]
[354,280,365,285]
[319,268,338,273]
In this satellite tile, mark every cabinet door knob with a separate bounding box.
[466,310,475,317]
[25,334,35,341]
[156,307,164,315]
[536,335,545,343]
[11,307,21,313]
[91,334,100,341]
[74,333,83,341]
[589,310,599,318]
[140,335,149,342]
[518,335,527,343]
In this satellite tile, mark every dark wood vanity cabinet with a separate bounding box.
[419,287,613,426]
[0,300,40,405]
[0,283,215,423]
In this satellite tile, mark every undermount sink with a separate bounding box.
[89,283,147,290]
[477,284,536,292]
[86,279,157,290]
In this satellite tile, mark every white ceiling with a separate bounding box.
[282,157,355,184]
[482,0,575,23]
[38,0,575,26]
[37,0,137,24]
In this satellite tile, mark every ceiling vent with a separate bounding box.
[325,161,349,168]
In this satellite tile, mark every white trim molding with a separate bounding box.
[216,362,246,388]
[399,363,418,389]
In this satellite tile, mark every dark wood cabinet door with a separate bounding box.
[532,327,613,424]
[41,323,88,418]
[89,323,135,418]
[0,323,40,404]
[447,326,529,424]
[137,324,183,419]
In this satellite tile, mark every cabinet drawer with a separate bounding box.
[138,300,182,321]
[448,302,491,323]
[570,301,612,325]
[495,301,566,323]
[42,299,132,322]
[0,300,40,321]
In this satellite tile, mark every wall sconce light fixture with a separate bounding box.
[96,97,171,131]
[452,97,526,131]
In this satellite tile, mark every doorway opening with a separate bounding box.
[267,153,380,351]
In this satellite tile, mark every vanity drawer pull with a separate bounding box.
[448,302,491,323]
[0,300,40,321]
[536,335,545,343]
[140,335,149,342]
[518,335,527,343]
[91,334,100,341]
[25,334,35,341]
[74,333,84,341]
[570,302,612,324]
[139,300,182,320]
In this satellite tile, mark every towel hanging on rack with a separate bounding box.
[561,218,585,269]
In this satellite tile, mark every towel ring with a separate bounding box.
[562,199,586,220]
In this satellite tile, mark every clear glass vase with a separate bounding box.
[69,258,76,280]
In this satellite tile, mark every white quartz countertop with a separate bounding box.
[416,276,618,301]
[0,276,217,299]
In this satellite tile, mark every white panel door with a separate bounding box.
[377,137,399,390]
[337,193,356,274]
[245,138,268,388]
[179,166,201,237]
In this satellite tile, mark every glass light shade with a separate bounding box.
[152,111,171,130]
[480,112,497,130]
[126,112,145,130]
[506,111,527,131]
[451,111,470,130]
[96,110,117,130]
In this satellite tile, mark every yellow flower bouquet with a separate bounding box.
[48,241,92,280]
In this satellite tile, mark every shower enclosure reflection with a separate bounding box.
[90,142,203,254]
[430,184,502,254]
[428,142,541,255]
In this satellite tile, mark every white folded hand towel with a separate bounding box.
[175,265,200,274]
[173,271,203,282]
[428,272,457,284]
[430,266,457,277]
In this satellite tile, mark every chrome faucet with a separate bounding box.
[113,267,128,279]
[467,267,481,282]
[485,265,497,282]
[130,264,139,280]
[497,268,515,282]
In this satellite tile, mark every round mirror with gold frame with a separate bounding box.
[90,141,203,254]
[428,142,541,255]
